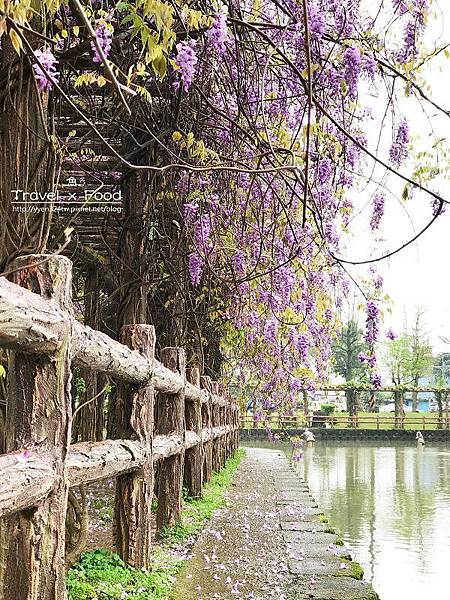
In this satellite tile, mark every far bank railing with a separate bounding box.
[241,412,450,430]
[0,254,239,600]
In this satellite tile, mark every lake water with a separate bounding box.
[243,440,450,599]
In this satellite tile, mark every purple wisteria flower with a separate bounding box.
[194,214,211,249]
[357,351,367,363]
[296,333,309,363]
[324,222,339,247]
[371,372,382,389]
[373,274,384,290]
[393,0,409,14]
[91,21,113,64]
[365,300,380,344]
[308,3,326,39]
[370,194,385,230]
[188,252,203,285]
[233,250,246,276]
[174,40,198,91]
[263,319,278,345]
[362,53,377,79]
[386,329,397,340]
[343,46,361,98]
[323,308,333,321]
[431,199,445,217]
[317,158,333,184]
[358,352,376,367]
[183,200,199,224]
[207,5,228,55]
[33,48,59,91]
[389,120,409,166]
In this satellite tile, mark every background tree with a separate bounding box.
[332,317,370,414]
[433,352,450,386]
[382,309,433,403]
[408,308,433,410]
[383,334,412,385]
[332,319,368,382]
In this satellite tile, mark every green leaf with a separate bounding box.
[152,54,167,79]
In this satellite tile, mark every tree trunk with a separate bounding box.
[108,167,148,439]
[394,391,405,429]
[0,38,55,269]
[412,377,419,412]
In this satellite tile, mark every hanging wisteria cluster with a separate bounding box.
[164,0,437,417]
[4,0,445,424]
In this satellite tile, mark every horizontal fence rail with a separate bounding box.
[241,413,450,430]
[0,425,236,518]
[0,255,240,600]
[0,276,227,405]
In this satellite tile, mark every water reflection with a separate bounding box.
[242,440,450,599]
[299,442,450,599]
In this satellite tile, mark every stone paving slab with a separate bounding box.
[279,507,325,522]
[171,448,379,600]
[288,555,344,576]
[281,521,329,532]
[280,491,317,501]
[288,576,379,600]
[277,499,320,509]
[282,531,339,546]
[287,542,351,560]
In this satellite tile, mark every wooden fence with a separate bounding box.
[241,413,450,430]
[0,254,239,600]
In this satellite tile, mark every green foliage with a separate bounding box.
[66,548,181,599]
[67,449,245,599]
[332,319,368,382]
[160,449,245,544]
[433,352,450,387]
[74,374,87,400]
[383,311,433,386]
[383,334,412,385]
[320,403,335,415]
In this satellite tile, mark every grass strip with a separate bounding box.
[67,448,245,599]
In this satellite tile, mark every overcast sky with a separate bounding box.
[342,1,450,354]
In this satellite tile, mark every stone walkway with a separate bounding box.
[171,448,379,600]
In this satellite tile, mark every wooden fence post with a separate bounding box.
[156,347,186,531]
[445,392,449,429]
[235,402,240,451]
[200,376,213,483]
[211,381,221,472]
[436,391,443,429]
[225,394,233,460]
[184,366,203,498]
[114,325,155,568]
[217,383,226,469]
[0,255,73,600]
